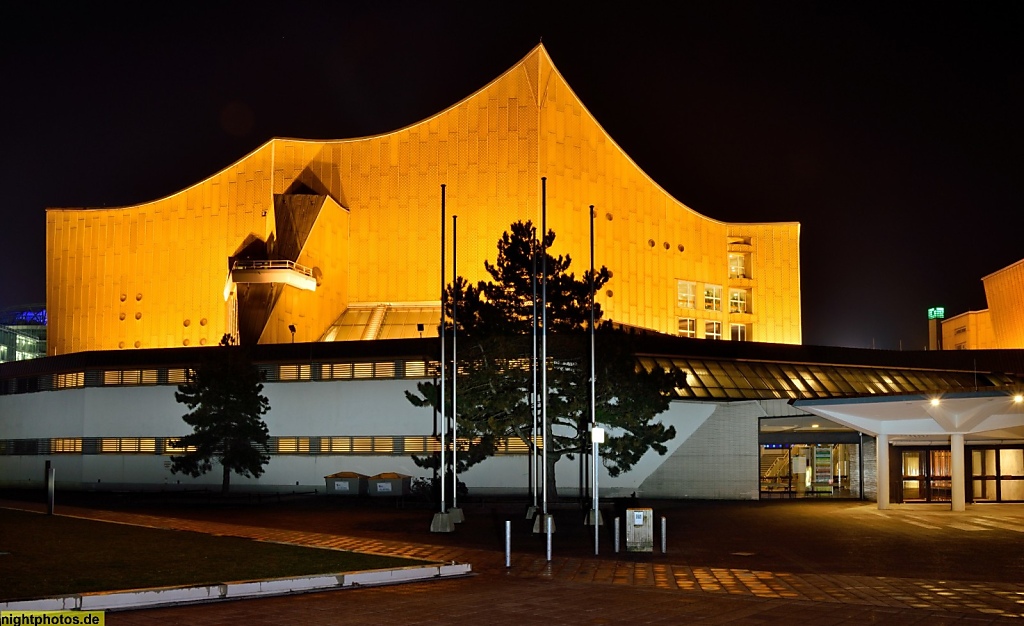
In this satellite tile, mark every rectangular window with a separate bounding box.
[51,438,82,453]
[678,318,696,338]
[729,253,748,279]
[730,323,748,342]
[277,437,311,454]
[729,289,749,314]
[704,285,722,311]
[676,280,696,309]
[705,321,722,340]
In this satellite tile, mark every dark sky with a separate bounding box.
[2,2,1022,349]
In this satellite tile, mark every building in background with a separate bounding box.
[0,306,46,363]
[936,258,1024,350]
[45,44,801,357]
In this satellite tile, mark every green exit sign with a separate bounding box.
[928,307,945,320]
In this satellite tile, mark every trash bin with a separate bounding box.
[368,472,412,497]
[625,507,653,552]
[324,471,368,496]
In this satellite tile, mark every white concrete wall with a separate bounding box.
[0,380,735,497]
[639,401,763,499]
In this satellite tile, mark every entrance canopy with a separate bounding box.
[793,391,1024,442]
[794,391,1024,510]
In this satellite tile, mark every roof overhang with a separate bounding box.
[793,391,1024,441]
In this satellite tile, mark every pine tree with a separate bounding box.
[407,221,683,498]
[170,335,271,493]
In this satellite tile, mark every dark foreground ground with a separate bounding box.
[6,491,1024,624]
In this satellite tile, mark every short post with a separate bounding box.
[614,517,620,553]
[46,465,55,515]
[661,516,667,554]
[505,520,511,568]
[546,515,552,561]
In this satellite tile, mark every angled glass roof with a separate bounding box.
[639,356,1019,401]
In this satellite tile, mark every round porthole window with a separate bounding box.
[647,239,655,247]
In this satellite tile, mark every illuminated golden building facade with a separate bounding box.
[938,258,1024,351]
[46,44,801,356]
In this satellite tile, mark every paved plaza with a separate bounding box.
[7,496,1024,623]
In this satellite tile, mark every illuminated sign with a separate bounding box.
[927,307,945,320]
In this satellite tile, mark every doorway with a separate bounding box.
[897,448,951,502]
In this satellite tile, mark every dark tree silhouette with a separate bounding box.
[408,221,683,498]
[170,336,271,493]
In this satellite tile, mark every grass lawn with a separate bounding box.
[0,508,430,601]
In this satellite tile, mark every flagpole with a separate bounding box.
[541,177,548,516]
[590,204,599,555]
[439,185,447,515]
[451,213,461,520]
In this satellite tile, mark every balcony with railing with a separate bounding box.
[230,259,317,291]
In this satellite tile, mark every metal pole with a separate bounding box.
[546,515,552,561]
[531,227,538,508]
[505,520,511,568]
[661,516,667,554]
[590,204,598,556]
[541,177,548,516]
[452,214,459,510]
[614,517,620,553]
[46,465,55,516]
[439,184,447,513]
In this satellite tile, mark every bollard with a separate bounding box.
[46,466,55,516]
[505,520,511,568]
[661,516,667,553]
[614,517,620,553]
[546,515,552,561]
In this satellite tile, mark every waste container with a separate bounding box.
[368,472,412,497]
[625,507,653,552]
[324,471,368,495]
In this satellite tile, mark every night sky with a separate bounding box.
[2,3,1021,349]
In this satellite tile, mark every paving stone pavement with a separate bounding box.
[6,499,1024,624]
[8,498,1024,623]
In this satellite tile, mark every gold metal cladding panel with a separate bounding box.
[536,55,801,342]
[270,64,541,307]
[45,44,801,353]
[46,143,276,354]
[983,260,1024,348]
[261,197,350,344]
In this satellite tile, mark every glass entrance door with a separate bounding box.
[971,448,1024,502]
[900,448,951,502]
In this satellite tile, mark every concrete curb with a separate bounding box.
[1,562,472,612]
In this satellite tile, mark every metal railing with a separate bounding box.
[231,259,314,278]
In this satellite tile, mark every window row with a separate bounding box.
[0,359,436,396]
[678,319,750,341]
[677,281,751,314]
[0,435,543,457]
